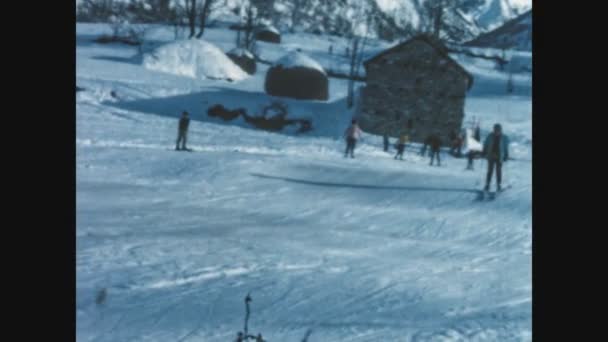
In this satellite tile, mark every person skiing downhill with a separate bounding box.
[175,111,190,151]
[344,119,362,158]
[394,132,409,160]
[483,123,510,191]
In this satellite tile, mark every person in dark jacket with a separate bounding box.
[474,123,481,142]
[383,132,389,152]
[420,135,430,156]
[175,111,190,150]
[429,133,442,166]
[394,132,409,160]
[483,123,510,191]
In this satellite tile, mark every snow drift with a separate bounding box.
[274,51,326,75]
[143,39,248,81]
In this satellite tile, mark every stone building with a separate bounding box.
[357,34,473,144]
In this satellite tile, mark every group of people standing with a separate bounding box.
[342,119,510,191]
[174,112,510,192]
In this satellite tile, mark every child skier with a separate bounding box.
[394,132,409,160]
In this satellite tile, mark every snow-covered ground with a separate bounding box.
[76,23,531,341]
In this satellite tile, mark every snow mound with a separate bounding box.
[274,51,326,75]
[143,39,248,81]
[258,24,280,35]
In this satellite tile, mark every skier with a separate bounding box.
[394,132,409,160]
[420,135,430,156]
[343,119,362,158]
[255,333,266,342]
[175,110,190,151]
[428,132,442,166]
[466,151,475,170]
[482,123,510,191]
[383,130,390,152]
[465,128,483,170]
[474,122,481,142]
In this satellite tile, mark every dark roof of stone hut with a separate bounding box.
[364,34,473,89]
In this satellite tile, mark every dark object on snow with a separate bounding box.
[255,26,281,44]
[301,328,313,342]
[229,23,245,31]
[227,49,257,75]
[76,86,85,92]
[242,112,310,132]
[428,133,442,166]
[94,35,140,46]
[207,104,245,121]
[110,90,118,99]
[176,111,190,150]
[466,150,483,170]
[383,134,389,152]
[449,130,463,157]
[358,34,473,144]
[95,288,107,305]
[265,58,328,100]
[244,293,252,337]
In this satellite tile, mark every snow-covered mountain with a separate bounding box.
[464,9,532,51]
[254,0,532,42]
[78,0,531,43]
[371,0,531,35]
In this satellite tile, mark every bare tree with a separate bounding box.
[250,0,275,22]
[184,0,198,38]
[421,0,446,39]
[244,5,258,53]
[289,0,309,33]
[346,7,372,109]
[77,0,118,22]
[128,23,150,54]
[195,0,218,38]
[420,0,486,42]
[169,3,187,40]
[234,2,258,54]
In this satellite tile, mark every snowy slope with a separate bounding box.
[77,23,531,341]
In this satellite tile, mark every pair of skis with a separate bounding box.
[475,184,512,201]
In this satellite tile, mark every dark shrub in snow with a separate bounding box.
[226,48,257,75]
[255,26,281,44]
[94,35,140,46]
[207,104,245,121]
[264,52,328,101]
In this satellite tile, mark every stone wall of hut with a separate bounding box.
[359,40,469,145]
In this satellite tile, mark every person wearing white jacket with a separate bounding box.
[343,119,363,158]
